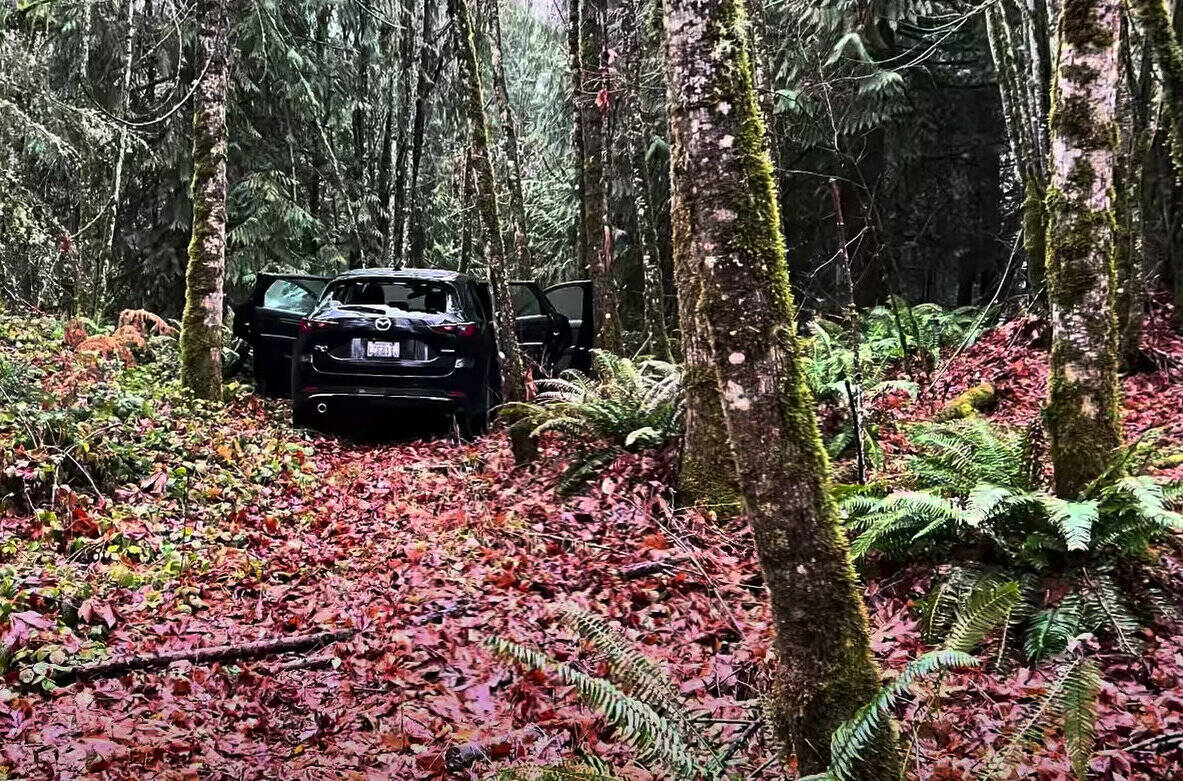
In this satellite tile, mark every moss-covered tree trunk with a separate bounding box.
[663,0,898,774]
[986,0,1049,298]
[578,0,624,352]
[449,0,527,407]
[1134,0,1183,180]
[180,0,230,401]
[622,0,671,361]
[1044,0,1123,497]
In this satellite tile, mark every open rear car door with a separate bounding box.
[475,281,573,377]
[233,273,328,394]
[542,280,593,372]
[509,281,572,375]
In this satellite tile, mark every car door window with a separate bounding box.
[510,284,543,317]
[262,279,322,314]
[545,284,585,324]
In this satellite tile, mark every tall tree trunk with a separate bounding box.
[569,0,587,275]
[180,0,231,401]
[349,7,372,268]
[404,0,441,268]
[1137,0,1183,326]
[488,0,533,278]
[449,0,527,408]
[663,0,899,774]
[1133,0,1183,181]
[94,0,138,318]
[388,0,419,268]
[579,0,623,351]
[987,0,1049,299]
[1045,0,1124,496]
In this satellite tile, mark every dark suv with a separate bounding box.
[233,268,592,429]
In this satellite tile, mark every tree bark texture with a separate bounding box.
[180,0,230,401]
[1134,0,1183,182]
[404,0,441,268]
[488,0,533,279]
[579,0,624,352]
[94,0,138,318]
[1044,0,1124,497]
[448,0,528,404]
[663,0,898,774]
[387,0,419,268]
[568,0,587,275]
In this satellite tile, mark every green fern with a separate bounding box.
[803,650,980,781]
[500,351,682,490]
[485,636,702,779]
[984,656,1102,780]
[841,421,1182,661]
[494,762,621,780]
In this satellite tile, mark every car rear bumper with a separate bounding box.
[296,386,463,409]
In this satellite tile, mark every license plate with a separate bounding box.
[365,340,400,358]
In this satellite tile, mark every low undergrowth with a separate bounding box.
[0,315,316,688]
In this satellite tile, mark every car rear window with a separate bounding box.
[324,279,459,314]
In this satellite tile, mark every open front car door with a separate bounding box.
[234,273,328,394]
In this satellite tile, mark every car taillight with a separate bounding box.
[429,322,478,339]
[299,318,339,334]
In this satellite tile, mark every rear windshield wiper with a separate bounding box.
[333,304,388,314]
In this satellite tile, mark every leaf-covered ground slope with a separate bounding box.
[2,310,1181,779]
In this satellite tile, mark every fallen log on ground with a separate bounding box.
[46,628,355,684]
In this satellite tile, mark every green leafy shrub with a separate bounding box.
[500,351,682,492]
[841,420,1183,659]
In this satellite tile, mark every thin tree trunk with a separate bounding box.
[180,0,231,401]
[458,147,474,274]
[663,0,899,773]
[631,127,671,360]
[579,0,623,351]
[403,0,441,267]
[830,179,867,485]
[94,0,138,319]
[1045,0,1124,496]
[388,0,419,268]
[448,0,527,409]
[349,8,372,268]
[568,0,587,274]
[488,0,533,278]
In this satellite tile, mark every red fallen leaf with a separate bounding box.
[381,732,412,751]
[640,533,670,550]
[414,750,446,774]
[78,598,118,629]
[69,508,99,537]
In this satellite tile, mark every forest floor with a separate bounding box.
[2,310,1183,780]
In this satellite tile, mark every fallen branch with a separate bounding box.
[620,558,682,580]
[48,628,355,684]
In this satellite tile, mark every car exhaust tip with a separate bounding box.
[316,403,328,414]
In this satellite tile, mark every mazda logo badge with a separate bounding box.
[375,317,392,332]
